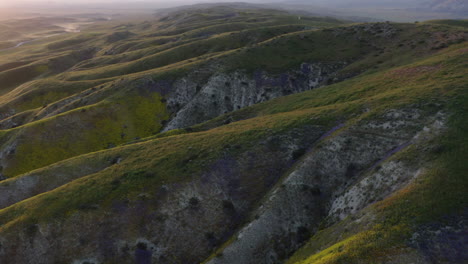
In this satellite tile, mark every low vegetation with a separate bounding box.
[0,5,466,264]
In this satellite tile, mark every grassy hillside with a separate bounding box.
[0,5,466,264]
[0,6,352,178]
[1,17,465,178]
[285,44,468,264]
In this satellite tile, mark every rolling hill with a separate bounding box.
[0,5,466,264]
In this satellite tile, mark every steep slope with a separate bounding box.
[0,6,467,264]
[0,42,466,264]
[0,7,348,178]
[1,12,465,179]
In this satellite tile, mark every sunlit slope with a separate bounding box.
[0,7,466,262]
[0,7,349,178]
[1,13,465,179]
[0,38,466,263]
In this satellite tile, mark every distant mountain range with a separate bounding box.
[273,0,467,22]
[285,0,467,12]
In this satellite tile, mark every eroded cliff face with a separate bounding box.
[0,8,465,263]
[0,106,447,264]
[163,62,345,131]
[206,109,446,264]
[0,125,325,264]
[0,62,344,180]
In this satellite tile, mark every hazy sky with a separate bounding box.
[0,0,181,6]
[0,0,273,6]
[0,0,224,4]
[0,0,194,8]
[0,0,431,6]
[0,0,427,7]
[1,0,465,23]
[0,0,180,4]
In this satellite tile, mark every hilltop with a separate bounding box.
[0,5,467,264]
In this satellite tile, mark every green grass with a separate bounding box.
[0,108,324,229]
[61,24,335,81]
[426,19,468,28]
[285,46,468,264]
[2,18,464,179]
[0,9,466,263]
[0,9,348,178]
[287,89,468,263]
[0,38,465,232]
[0,63,50,95]
[1,88,169,177]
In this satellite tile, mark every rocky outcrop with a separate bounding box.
[0,62,345,179]
[206,109,446,264]
[0,125,325,264]
[163,62,346,131]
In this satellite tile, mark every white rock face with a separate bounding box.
[207,110,446,264]
[328,161,422,221]
[164,62,345,131]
